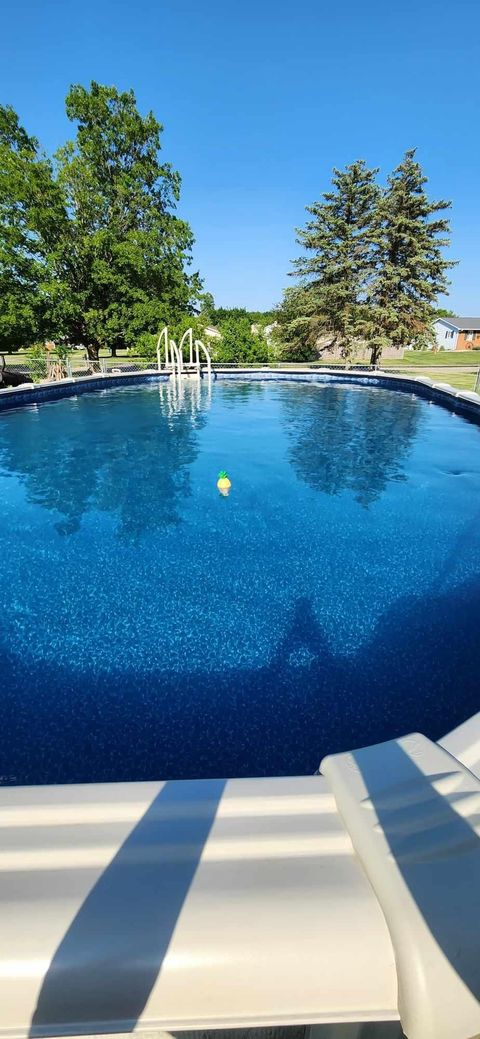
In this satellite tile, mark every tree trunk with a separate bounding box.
[370,344,381,367]
[85,343,101,372]
[111,344,117,357]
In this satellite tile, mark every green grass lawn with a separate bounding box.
[397,370,477,391]
[312,364,477,391]
[383,350,480,367]
[2,348,132,361]
[310,351,480,369]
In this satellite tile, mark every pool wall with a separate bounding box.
[1,367,480,423]
[214,369,480,423]
[0,371,170,411]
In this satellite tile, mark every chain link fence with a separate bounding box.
[210,360,381,371]
[1,352,385,387]
[3,354,479,387]
[69,356,159,378]
[1,355,161,385]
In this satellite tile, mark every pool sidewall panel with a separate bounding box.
[0,369,479,424]
[0,373,170,411]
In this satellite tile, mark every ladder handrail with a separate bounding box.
[179,328,194,367]
[195,339,212,379]
[156,326,209,378]
[169,338,182,376]
[157,327,169,371]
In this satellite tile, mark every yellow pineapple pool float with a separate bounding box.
[217,470,231,496]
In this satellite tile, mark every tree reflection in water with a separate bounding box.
[282,383,421,506]
[0,381,209,538]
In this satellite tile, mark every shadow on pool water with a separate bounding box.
[2,572,479,786]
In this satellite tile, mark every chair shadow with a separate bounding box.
[30,778,226,1036]
[353,739,480,1003]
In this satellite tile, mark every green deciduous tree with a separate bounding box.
[0,84,201,359]
[198,291,216,323]
[50,83,201,360]
[0,107,63,351]
[365,150,453,364]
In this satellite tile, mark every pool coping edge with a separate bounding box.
[0,367,479,423]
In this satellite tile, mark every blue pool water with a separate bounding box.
[1,378,479,785]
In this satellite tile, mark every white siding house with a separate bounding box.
[434,318,459,350]
[433,317,480,351]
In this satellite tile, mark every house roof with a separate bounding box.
[436,317,480,331]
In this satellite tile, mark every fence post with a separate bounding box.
[475,368,480,394]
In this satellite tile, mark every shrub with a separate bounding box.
[27,343,48,381]
[214,318,268,364]
[131,332,158,359]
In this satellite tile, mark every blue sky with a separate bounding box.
[1,0,479,312]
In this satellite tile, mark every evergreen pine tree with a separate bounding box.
[285,160,380,358]
[365,150,453,364]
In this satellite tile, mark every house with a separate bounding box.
[434,317,480,351]
[251,321,279,344]
[203,325,222,340]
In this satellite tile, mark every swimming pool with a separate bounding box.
[1,378,479,785]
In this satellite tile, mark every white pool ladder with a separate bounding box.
[156,326,212,380]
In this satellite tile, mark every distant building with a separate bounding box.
[434,317,480,351]
[251,321,278,344]
[203,325,222,340]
